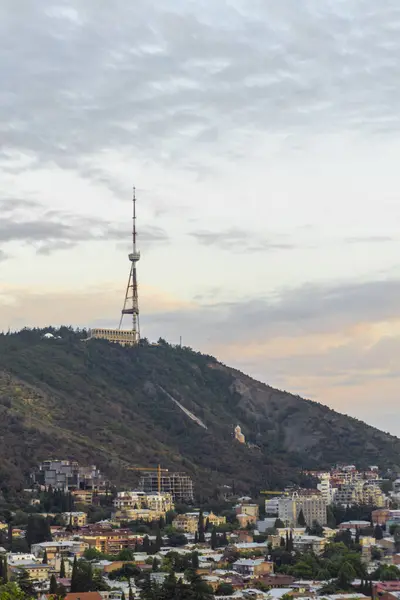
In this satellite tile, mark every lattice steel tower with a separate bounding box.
[119,187,140,344]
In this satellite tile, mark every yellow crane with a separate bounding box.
[260,490,289,495]
[127,464,169,495]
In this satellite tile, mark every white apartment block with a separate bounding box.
[265,498,280,515]
[278,492,327,527]
[113,490,173,513]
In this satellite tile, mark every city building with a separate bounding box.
[265,498,280,516]
[278,491,327,527]
[113,490,173,521]
[173,514,198,534]
[31,460,108,493]
[317,473,337,504]
[139,471,194,502]
[62,512,87,527]
[7,553,51,582]
[232,559,274,577]
[334,480,386,507]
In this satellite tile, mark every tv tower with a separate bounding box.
[119,187,140,344]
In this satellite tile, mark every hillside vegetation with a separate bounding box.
[0,328,399,496]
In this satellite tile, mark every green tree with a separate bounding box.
[211,527,218,550]
[49,573,58,594]
[374,524,384,540]
[216,583,234,596]
[274,518,285,528]
[297,509,306,527]
[42,549,48,564]
[198,511,205,543]
[152,557,159,572]
[337,561,356,590]
[60,557,66,578]
[0,582,26,600]
[15,569,35,597]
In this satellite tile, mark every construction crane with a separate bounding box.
[127,464,168,495]
[260,490,289,495]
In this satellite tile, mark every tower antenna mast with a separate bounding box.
[119,186,140,343]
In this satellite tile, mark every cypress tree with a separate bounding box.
[60,557,66,578]
[285,531,289,551]
[194,531,198,544]
[70,556,78,592]
[211,527,218,550]
[297,509,306,527]
[198,511,205,543]
[121,593,126,600]
[0,555,3,581]
[129,584,134,600]
[42,549,48,564]
[3,558,8,583]
[49,573,58,594]
[289,531,293,552]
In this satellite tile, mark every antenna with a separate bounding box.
[119,187,141,343]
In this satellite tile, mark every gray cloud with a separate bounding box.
[1,0,400,182]
[191,227,296,252]
[345,235,396,244]
[0,207,168,256]
[132,277,400,348]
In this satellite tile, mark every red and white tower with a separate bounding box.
[119,187,140,343]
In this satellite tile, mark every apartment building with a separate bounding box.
[335,481,386,507]
[32,460,108,493]
[232,559,274,577]
[80,529,142,555]
[173,514,198,534]
[278,491,327,527]
[113,490,173,522]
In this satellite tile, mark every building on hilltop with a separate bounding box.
[139,471,194,502]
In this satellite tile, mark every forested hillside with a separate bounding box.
[0,328,399,497]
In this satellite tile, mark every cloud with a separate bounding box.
[345,235,396,244]
[191,227,296,252]
[2,0,400,181]
[0,206,169,256]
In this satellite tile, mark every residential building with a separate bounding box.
[7,553,51,582]
[62,512,87,527]
[173,514,198,534]
[232,559,274,577]
[372,509,391,525]
[265,498,279,516]
[317,473,336,505]
[278,491,327,527]
[113,490,173,522]
[292,534,327,555]
[31,460,108,493]
[338,520,371,531]
[139,471,194,502]
[207,512,227,527]
[80,529,142,555]
[335,480,386,507]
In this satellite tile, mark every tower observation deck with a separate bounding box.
[87,187,141,347]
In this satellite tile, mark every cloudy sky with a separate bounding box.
[1,0,400,436]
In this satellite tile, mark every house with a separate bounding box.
[64,594,103,600]
[172,514,198,534]
[63,512,87,527]
[373,582,400,600]
[233,559,274,577]
[292,535,327,555]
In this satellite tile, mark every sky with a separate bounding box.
[1,0,400,437]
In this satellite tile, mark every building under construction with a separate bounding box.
[139,471,194,503]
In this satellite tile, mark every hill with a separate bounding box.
[0,327,399,497]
